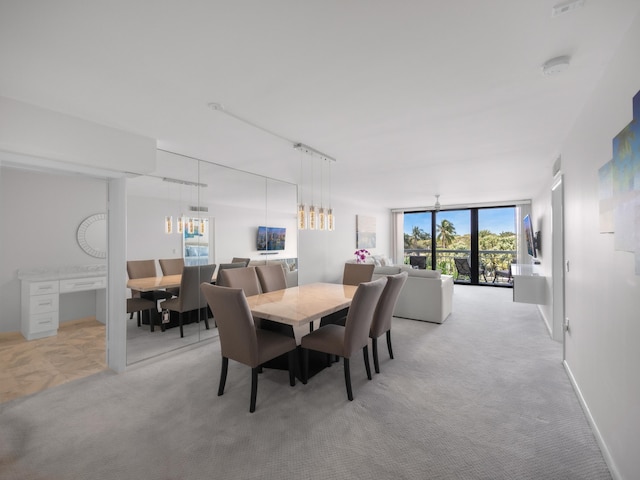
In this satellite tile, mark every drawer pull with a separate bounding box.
[37,320,52,325]
[37,300,53,307]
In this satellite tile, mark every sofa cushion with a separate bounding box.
[408,269,441,279]
[373,266,402,275]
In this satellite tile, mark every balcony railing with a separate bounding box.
[404,249,516,284]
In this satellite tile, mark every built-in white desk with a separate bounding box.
[511,263,546,305]
[18,265,107,340]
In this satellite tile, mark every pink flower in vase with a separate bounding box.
[354,249,371,264]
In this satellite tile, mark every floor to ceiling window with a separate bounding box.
[403,206,517,286]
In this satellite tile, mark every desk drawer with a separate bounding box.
[29,280,59,296]
[29,312,59,333]
[29,294,59,314]
[60,276,106,293]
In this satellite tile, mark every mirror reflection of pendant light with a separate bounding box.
[199,218,206,235]
[318,158,325,230]
[165,216,173,234]
[297,149,307,230]
[308,157,316,230]
[187,217,194,234]
[177,216,184,234]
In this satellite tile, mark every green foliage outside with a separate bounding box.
[404,223,516,280]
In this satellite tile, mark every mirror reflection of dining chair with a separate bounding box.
[160,264,216,338]
[301,277,387,401]
[158,258,185,297]
[126,260,173,321]
[369,271,408,374]
[126,297,157,331]
[200,283,297,413]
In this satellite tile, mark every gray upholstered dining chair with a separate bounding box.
[255,264,287,293]
[342,263,376,286]
[215,262,249,286]
[159,264,216,338]
[217,266,261,294]
[217,266,266,329]
[319,263,376,330]
[369,271,408,374]
[200,283,297,413]
[127,259,174,301]
[301,277,386,401]
[158,257,185,297]
[231,257,251,267]
[126,297,157,330]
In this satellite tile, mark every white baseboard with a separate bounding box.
[536,304,553,338]
[563,361,621,480]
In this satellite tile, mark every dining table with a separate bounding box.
[245,282,358,381]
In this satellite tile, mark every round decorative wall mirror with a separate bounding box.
[77,213,107,258]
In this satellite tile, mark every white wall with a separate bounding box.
[298,196,391,285]
[535,13,640,479]
[0,167,107,332]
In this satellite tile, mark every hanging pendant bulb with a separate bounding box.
[298,203,307,230]
[177,216,184,234]
[328,208,335,231]
[199,218,206,235]
[187,217,194,234]
[318,207,326,230]
[308,205,317,230]
[165,216,173,234]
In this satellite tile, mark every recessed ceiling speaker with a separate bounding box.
[542,55,571,76]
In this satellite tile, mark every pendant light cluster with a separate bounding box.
[295,143,335,231]
[163,177,208,236]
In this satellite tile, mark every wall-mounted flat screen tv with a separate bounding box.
[257,226,286,251]
[523,214,537,258]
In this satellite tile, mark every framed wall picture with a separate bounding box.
[356,214,376,249]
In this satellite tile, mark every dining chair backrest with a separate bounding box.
[216,263,249,286]
[218,266,262,296]
[127,259,158,297]
[342,263,375,286]
[127,259,157,279]
[343,277,386,356]
[176,264,216,311]
[370,272,408,338]
[200,284,258,366]
[231,257,251,267]
[159,257,185,276]
[255,264,287,293]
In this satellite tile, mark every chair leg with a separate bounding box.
[344,357,353,401]
[203,308,210,330]
[288,350,296,387]
[179,312,184,338]
[372,337,380,374]
[309,321,314,332]
[302,348,309,385]
[363,345,372,380]
[136,311,141,327]
[218,357,228,396]
[386,330,394,359]
[250,367,258,413]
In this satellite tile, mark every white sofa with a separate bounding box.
[372,265,454,324]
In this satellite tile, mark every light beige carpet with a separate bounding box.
[0,285,611,479]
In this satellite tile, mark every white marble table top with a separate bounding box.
[17,264,107,281]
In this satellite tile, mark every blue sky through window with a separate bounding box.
[404,207,515,236]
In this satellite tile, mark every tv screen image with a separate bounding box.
[523,214,536,258]
[257,226,286,251]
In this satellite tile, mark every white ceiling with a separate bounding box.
[1,0,639,210]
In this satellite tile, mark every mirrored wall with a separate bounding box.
[126,150,298,365]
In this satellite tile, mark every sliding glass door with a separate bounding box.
[404,206,516,285]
